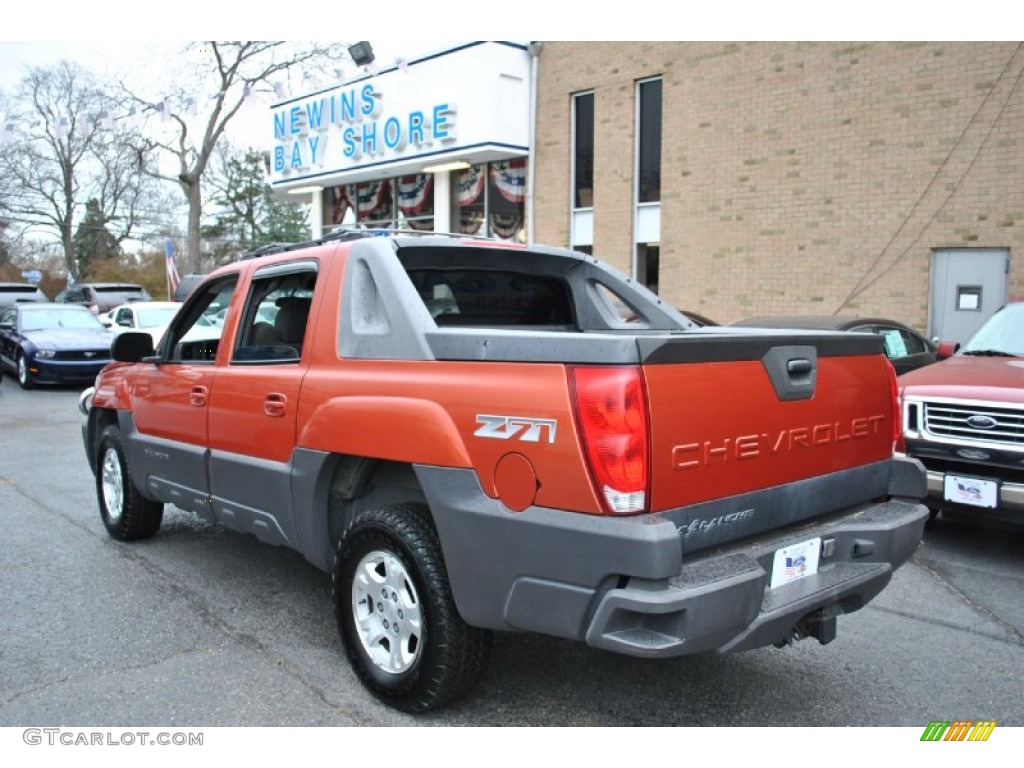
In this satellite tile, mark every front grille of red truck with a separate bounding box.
[917,399,1024,447]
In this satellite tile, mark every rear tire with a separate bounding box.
[333,503,491,713]
[96,424,163,540]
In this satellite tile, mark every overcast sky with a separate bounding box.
[0,37,467,149]
[0,3,1001,149]
[0,39,466,95]
[0,1,1000,95]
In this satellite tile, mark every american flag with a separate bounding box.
[165,238,180,295]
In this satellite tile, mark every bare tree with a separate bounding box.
[0,61,152,278]
[120,41,347,274]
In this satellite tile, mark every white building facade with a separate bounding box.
[269,41,536,242]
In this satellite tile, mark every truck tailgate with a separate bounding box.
[640,332,896,512]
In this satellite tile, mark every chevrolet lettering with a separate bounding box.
[672,415,887,470]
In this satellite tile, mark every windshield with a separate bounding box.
[961,302,1024,357]
[97,285,146,295]
[21,308,106,332]
[136,307,179,327]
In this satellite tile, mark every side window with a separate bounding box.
[232,265,317,364]
[163,277,237,363]
[895,327,926,355]
[871,326,917,359]
[901,329,925,356]
[593,282,645,325]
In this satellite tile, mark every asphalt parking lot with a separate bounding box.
[1,380,1022,732]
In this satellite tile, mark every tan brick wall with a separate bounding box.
[534,41,1024,330]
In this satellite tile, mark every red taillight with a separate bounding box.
[886,360,905,453]
[569,365,649,514]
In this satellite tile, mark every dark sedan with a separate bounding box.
[732,314,942,375]
[0,303,114,389]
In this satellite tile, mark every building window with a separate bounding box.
[635,77,662,293]
[322,160,525,240]
[571,91,595,251]
[325,174,435,232]
[455,160,527,241]
[573,92,594,209]
[636,243,660,295]
[637,78,661,204]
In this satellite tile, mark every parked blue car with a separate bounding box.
[0,303,114,389]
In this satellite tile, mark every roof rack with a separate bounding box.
[238,243,295,260]
[237,228,502,261]
[319,227,491,243]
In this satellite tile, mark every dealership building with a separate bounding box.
[270,41,1024,344]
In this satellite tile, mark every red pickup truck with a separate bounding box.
[898,300,1024,529]
[80,232,928,712]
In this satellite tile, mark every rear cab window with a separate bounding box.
[407,268,575,329]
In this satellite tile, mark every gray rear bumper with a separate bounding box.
[583,499,926,656]
[418,459,927,658]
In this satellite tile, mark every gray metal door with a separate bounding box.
[929,248,1009,346]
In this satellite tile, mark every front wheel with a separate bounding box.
[333,503,491,713]
[16,353,33,389]
[96,424,164,540]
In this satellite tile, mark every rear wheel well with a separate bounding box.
[327,458,428,549]
[87,407,120,474]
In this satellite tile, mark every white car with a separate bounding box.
[101,301,181,346]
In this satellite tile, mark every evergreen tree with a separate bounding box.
[0,216,12,269]
[73,198,122,277]
[203,145,308,264]
[263,188,309,244]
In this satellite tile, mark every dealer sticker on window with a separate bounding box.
[943,474,998,508]
[770,537,821,589]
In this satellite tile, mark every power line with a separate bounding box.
[835,41,1024,312]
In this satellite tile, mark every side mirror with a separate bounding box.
[111,331,155,362]
[936,340,960,359]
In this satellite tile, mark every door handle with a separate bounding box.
[264,392,288,418]
[189,385,208,407]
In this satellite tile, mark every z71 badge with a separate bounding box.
[474,414,557,444]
